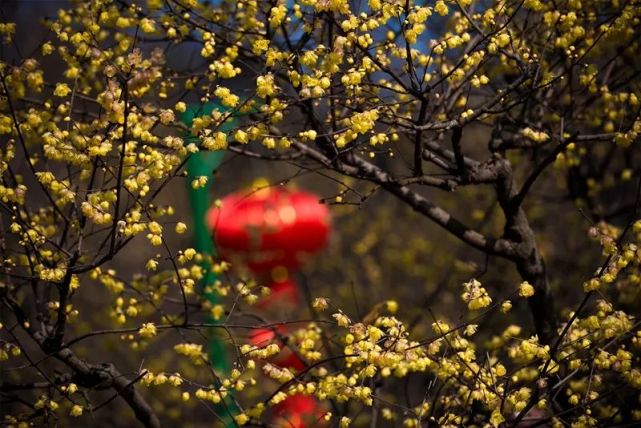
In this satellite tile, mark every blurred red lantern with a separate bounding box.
[248,326,306,371]
[272,395,326,428]
[210,184,330,425]
[207,186,330,274]
[256,277,300,310]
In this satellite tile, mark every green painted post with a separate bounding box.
[182,102,237,424]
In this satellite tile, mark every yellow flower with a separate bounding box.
[159,109,175,125]
[183,248,196,260]
[256,74,276,98]
[42,42,54,55]
[54,83,71,97]
[464,324,478,336]
[211,305,224,320]
[490,408,504,427]
[497,32,511,48]
[386,300,398,313]
[140,18,156,33]
[349,110,378,134]
[461,279,492,310]
[192,176,208,189]
[269,5,287,27]
[168,374,183,386]
[262,137,276,149]
[214,86,239,108]
[175,222,187,234]
[519,281,535,298]
[313,297,330,311]
[148,221,162,235]
[70,405,83,417]
[235,413,249,426]
[333,311,351,327]
[299,130,317,141]
[148,235,162,246]
[202,132,227,150]
[234,129,248,144]
[115,17,130,28]
[434,0,449,16]
[139,323,157,338]
[252,38,269,55]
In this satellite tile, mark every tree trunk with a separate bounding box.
[492,154,557,343]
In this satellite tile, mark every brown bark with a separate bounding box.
[55,347,161,428]
[488,154,557,343]
[35,331,161,428]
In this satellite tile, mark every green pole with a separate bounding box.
[182,102,237,424]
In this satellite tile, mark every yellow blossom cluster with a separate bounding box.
[461,278,492,310]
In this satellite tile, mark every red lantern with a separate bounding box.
[256,277,300,310]
[248,326,306,371]
[249,326,305,370]
[209,184,331,426]
[207,186,330,274]
[272,395,326,428]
